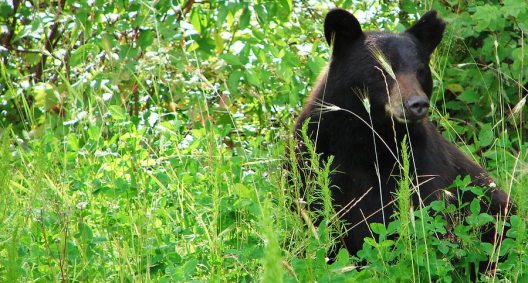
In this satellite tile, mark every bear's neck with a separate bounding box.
[313,110,427,165]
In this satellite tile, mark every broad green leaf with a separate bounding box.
[108,105,127,120]
[276,0,292,21]
[24,52,40,65]
[255,5,268,25]
[380,239,394,247]
[138,30,154,49]
[478,124,494,147]
[370,223,387,236]
[364,237,378,248]
[187,41,199,52]
[183,259,198,277]
[11,25,32,43]
[216,7,228,28]
[76,223,94,242]
[502,0,527,17]
[277,63,292,83]
[472,5,505,31]
[67,134,80,151]
[447,84,463,93]
[239,8,251,29]
[457,90,479,103]
[88,126,101,140]
[0,2,13,17]
[190,10,202,34]
[220,54,242,66]
[101,33,117,56]
[470,198,481,215]
[228,70,242,94]
[33,83,60,110]
[214,33,224,53]
[244,70,261,87]
[70,44,100,67]
[119,44,139,59]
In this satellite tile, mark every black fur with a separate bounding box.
[324,8,362,55]
[294,8,513,263]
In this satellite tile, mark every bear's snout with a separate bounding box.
[385,73,430,123]
[404,95,429,120]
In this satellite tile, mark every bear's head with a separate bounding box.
[322,9,445,125]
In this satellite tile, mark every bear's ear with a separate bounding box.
[324,8,362,52]
[405,10,446,54]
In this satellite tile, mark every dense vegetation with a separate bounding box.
[0,0,526,281]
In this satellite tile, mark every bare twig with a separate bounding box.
[1,0,20,48]
[176,0,195,21]
[33,0,67,82]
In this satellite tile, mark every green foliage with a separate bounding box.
[353,176,526,282]
[0,0,526,281]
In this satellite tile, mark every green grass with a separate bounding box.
[0,95,525,281]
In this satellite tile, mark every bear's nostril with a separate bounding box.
[405,96,430,119]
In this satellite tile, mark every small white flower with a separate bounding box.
[76,201,88,210]
[102,92,113,101]
[297,198,307,205]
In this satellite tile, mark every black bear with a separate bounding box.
[294,8,513,265]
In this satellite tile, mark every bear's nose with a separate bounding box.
[404,96,429,120]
